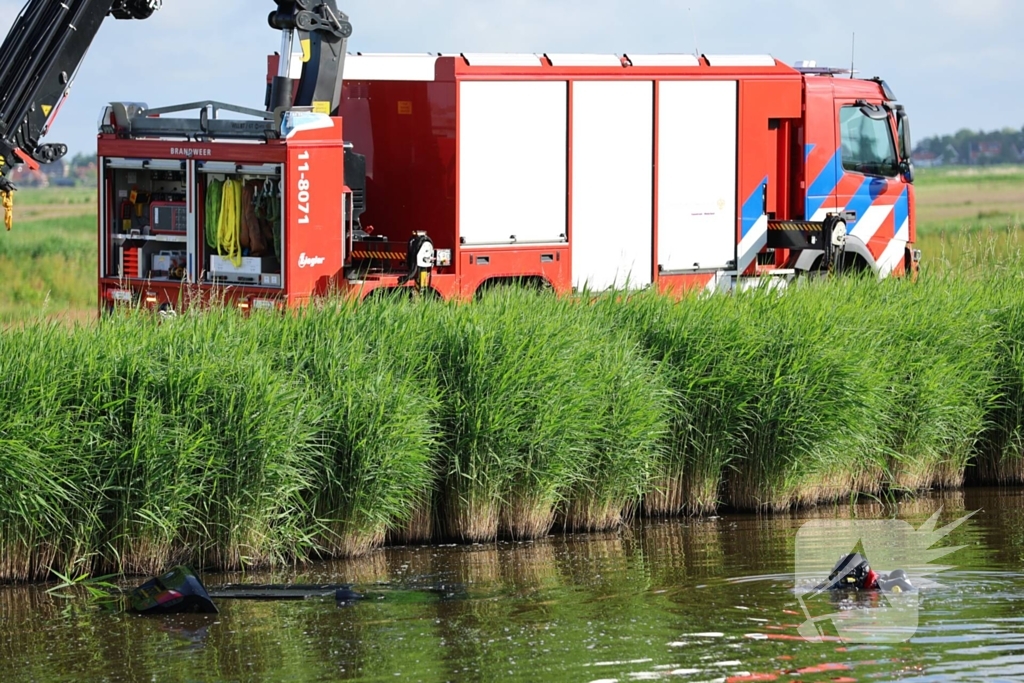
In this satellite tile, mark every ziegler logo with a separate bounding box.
[298,253,326,269]
[170,147,213,158]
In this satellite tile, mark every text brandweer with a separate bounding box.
[170,147,213,157]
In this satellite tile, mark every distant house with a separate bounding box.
[10,165,49,188]
[915,127,1024,167]
[943,144,961,165]
[6,158,84,187]
[969,141,1002,164]
[40,160,68,179]
[913,149,943,168]
[73,161,97,182]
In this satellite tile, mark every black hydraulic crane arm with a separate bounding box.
[268,1,352,116]
[0,0,352,230]
[0,0,161,199]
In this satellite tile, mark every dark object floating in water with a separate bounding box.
[209,584,364,602]
[128,568,470,615]
[129,567,365,615]
[129,566,219,615]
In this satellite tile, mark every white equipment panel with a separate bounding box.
[571,80,653,290]
[657,80,738,271]
[626,54,701,67]
[461,53,543,67]
[545,53,623,67]
[344,54,439,81]
[703,54,776,67]
[459,81,568,245]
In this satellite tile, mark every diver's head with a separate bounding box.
[828,552,873,590]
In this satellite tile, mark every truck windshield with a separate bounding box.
[839,106,898,177]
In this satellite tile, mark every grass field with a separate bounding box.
[0,188,96,322]
[914,165,1024,273]
[915,165,1024,235]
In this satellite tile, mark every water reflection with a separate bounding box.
[0,489,1022,682]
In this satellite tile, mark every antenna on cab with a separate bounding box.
[850,32,856,78]
[689,7,700,58]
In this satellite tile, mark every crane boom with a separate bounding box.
[0,0,351,223]
[0,0,161,200]
[0,0,352,230]
[268,0,353,115]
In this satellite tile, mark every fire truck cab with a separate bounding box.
[800,67,916,278]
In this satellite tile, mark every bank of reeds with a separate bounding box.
[271,299,442,556]
[3,266,1024,582]
[432,289,668,540]
[972,272,1024,484]
[604,284,892,513]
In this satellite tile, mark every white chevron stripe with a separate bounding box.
[705,271,729,293]
[810,204,843,223]
[877,220,910,278]
[736,214,769,273]
[849,204,895,244]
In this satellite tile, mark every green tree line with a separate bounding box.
[916,126,1024,165]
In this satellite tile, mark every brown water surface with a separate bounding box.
[1,488,1022,682]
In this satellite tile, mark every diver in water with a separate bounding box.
[822,552,914,593]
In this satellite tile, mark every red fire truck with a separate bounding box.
[0,2,918,311]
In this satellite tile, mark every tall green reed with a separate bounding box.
[433,289,665,540]
[720,280,891,510]
[273,298,440,555]
[603,290,755,515]
[972,256,1024,483]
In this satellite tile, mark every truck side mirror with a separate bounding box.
[896,110,913,160]
[895,107,914,183]
[900,159,916,184]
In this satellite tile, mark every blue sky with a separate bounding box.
[1,0,1021,156]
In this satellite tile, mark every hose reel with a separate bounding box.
[398,231,435,293]
[822,215,847,276]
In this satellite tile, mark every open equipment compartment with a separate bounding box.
[99,157,286,291]
[197,161,284,289]
[101,158,188,281]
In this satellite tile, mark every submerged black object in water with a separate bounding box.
[129,567,366,614]
[129,566,218,615]
[208,584,364,602]
[822,553,914,592]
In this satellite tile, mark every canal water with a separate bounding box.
[2,488,1023,682]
